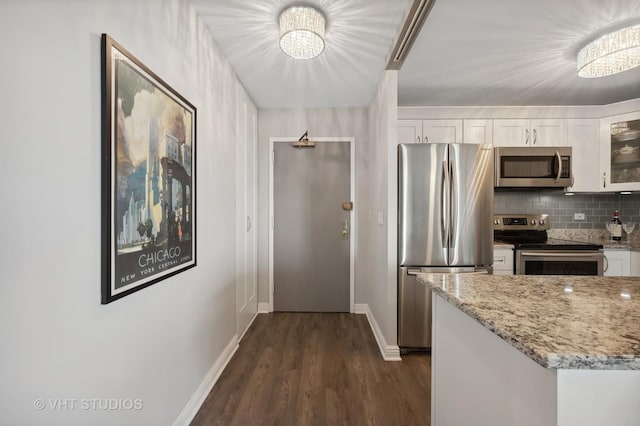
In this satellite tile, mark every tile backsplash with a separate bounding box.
[494,191,640,229]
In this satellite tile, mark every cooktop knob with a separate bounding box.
[531,219,537,225]
[494,219,499,225]
[540,219,545,225]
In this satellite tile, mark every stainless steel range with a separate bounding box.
[493,214,604,275]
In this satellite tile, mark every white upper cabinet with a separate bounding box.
[422,119,462,144]
[493,119,529,146]
[398,119,462,144]
[567,119,599,192]
[493,119,567,147]
[599,112,640,192]
[463,119,493,145]
[530,119,568,146]
[398,120,423,144]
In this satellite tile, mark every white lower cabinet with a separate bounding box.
[493,248,514,275]
[603,249,630,276]
[631,251,640,277]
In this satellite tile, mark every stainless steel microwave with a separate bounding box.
[494,146,572,188]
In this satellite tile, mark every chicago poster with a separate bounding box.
[101,34,196,303]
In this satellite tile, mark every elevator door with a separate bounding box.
[273,141,351,312]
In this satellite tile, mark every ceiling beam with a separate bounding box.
[386,0,437,70]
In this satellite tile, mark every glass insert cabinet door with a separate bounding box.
[600,112,640,192]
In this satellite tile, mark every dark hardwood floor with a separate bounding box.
[192,312,431,426]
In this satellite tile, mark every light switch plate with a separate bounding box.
[574,213,586,220]
[377,211,384,225]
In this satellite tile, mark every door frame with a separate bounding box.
[235,87,258,339]
[268,136,356,313]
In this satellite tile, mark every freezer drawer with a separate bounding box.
[398,267,432,349]
[398,266,490,350]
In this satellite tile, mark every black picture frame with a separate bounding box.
[101,34,196,304]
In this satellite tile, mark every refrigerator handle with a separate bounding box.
[441,160,448,248]
[449,161,456,249]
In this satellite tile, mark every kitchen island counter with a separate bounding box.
[418,273,640,369]
[420,273,640,426]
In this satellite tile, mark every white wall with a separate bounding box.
[361,71,399,353]
[256,108,369,305]
[0,0,252,424]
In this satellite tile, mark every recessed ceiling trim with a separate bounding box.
[386,0,437,70]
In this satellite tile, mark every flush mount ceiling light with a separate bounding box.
[577,24,640,78]
[279,6,325,60]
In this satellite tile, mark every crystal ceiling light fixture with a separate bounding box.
[577,24,640,78]
[279,5,326,59]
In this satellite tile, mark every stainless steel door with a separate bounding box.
[448,144,494,266]
[398,267,431,348]
[516,250,603,275]
[398,143,449,267]
[273,142,350,312]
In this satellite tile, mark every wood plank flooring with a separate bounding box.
[192,313,431,426]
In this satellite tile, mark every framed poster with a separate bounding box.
[101,34,196,304]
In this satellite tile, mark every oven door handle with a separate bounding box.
[519,251,601,258]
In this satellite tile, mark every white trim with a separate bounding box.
[268,138,274,312]
[268,136,356,313]
[235,86,259,339]
[355,303,402,361]
[238,311,258,343]
[354,303,368,315]
[172,335,239,426]
[258,302,271,313]
[349,138,356,313]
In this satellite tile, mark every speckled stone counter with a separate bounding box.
[548,228,640,250]
[418,273,640,370]
[493,241,514,249]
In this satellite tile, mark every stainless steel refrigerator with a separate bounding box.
[398,143,494,350]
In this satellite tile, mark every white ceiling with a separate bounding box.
[191,0,411,108]
[192,0,640,108]
[400,0,640,106]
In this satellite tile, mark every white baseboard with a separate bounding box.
[258,302,270,313]
[354,303,401,361]
[354,303,368,315]
[238,311,258,343]
[172,335,239,426]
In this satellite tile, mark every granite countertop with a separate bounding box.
[591,237,640,250]
[418,273,640,370]
[493,241,514,249]
[547,229,640,250]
